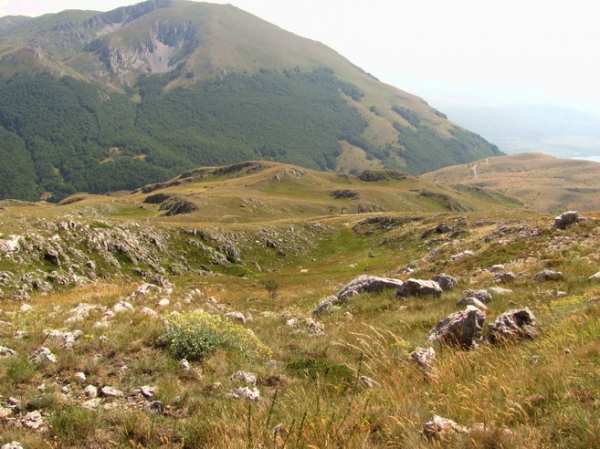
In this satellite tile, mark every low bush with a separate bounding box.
[157,311,271,361]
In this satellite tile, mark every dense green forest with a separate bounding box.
[0,68,372,201]
[0,67,499,201]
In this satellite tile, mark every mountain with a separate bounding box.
[444,104,600,158]
[0,0,501,201]
[422,152,600,213]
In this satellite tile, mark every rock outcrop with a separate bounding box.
[488,308,540,343]
[396,279,442,299]
[426,307,485,348]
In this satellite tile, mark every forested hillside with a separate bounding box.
[0,0,501,201]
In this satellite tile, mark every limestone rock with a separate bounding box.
[432,273,459,291]
[449,250,474,261]
[423,415,469,439]
[589,272,600,282]
[141,307,159,318]
[359,376,380,389]
[488,308,540,343]
[554,211,578,229]
[534,269,564,282]
[84,385,98,398]
[113,301,134,313]
[1,443,23,449]
[494,272,516,283]
[456,297,488,311]
[226,387,261,401]
[22,410,45,431]
[426,307,485,348]
[230,371,257,386]
[225,312,246,324]
[43,329,82,349]
[101,386,124,397]
[30,347,57,364]
[396,279,442,299]
[336,275,404,300]
[179,359,191,371]
[140,385,157,398]
[408,347,436,371]
[0,346,16,357]
[462,289,492,303]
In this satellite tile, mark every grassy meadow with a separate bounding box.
[0,164,599,448]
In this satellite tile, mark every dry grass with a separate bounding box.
[423,152,600,213]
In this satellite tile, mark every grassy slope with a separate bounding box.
[2,162,599,447]
[422,152,600,214]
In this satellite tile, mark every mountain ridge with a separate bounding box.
[0,0,501,201]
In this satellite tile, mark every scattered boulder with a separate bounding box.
[331,189,359,199]
[589,272,600,282]
[358,376,380,389]
[22,410,45,431]
[1,442,23,449]
[230,371,257,386]
[157,298,170,307]
[140,385,157,399]
[65,303,106,324]
[337,275,404,300]
[450,250,474,262]
[494,272,516,283]
[408,347,436,371]
[423,415,469,439]
[313,275,404,314]
[225,312,246,324]
[84,385,98,398]
[534,269,564,282]
[554,211,578,230]
[426,307,485,349]
[432,273,459,291]
[44,249,61,267]
[461,289,492,303]
[0,346,16,357]
[456,297,488,311]
[141,307,159,318]
[226,387,261,401]
[396,279,442,299]
[179,359,191,371]
[488,308,540,344]
[30,347,57,364]
[101,386,124,398]
[43,329,83,349]
[159,197,198,216]
[113,301,134,313]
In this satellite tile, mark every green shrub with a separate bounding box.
[158,311,271,361]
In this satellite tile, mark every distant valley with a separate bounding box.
[444,103,600,159]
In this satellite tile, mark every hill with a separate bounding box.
[0,161,599,447]
[0,0,501,201]
[422,152,600,213]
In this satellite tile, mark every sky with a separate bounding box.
[1,0,599,117]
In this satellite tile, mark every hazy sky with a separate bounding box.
[1,0,599,116]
